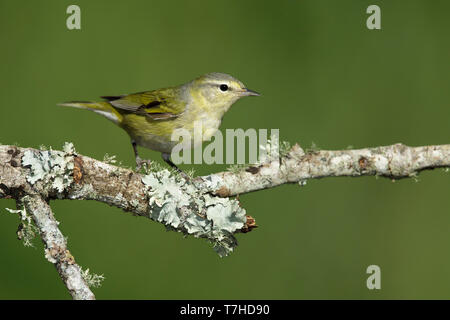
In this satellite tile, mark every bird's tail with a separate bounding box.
[58,101,122,123]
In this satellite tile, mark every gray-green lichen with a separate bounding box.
[306,142,320,154]
[141,170,246,257]
[102,153,117,164]
[226,163,250,173]
[80,267,105,288]
[22,142,75,195]
[5,207,37,247]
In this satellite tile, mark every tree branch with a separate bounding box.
[201,143,450,196]
[1,142,449,299]
[20,194,95,300]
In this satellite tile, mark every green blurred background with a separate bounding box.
[0,0,449,299]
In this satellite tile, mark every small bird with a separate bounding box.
[59,73,260,171]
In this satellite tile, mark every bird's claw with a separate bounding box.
[135,156,191,182]
[177,170,191,181]
[135,157,152,171]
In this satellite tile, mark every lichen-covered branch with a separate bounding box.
[0,142,449,299]
[20,195,95,300]
[201,143,450,196]
[0,144,250,258]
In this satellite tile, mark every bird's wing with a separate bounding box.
[101,88,185,120]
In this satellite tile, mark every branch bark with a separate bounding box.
[1,142,449,299]
[20,195,95,300]
[201,143,450,196]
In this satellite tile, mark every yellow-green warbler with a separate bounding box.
[59,73,260,171]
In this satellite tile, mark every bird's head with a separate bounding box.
[187,72,260,114]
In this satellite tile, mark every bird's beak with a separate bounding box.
[241,88,261,96]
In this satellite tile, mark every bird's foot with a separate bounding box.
[135,157,153,172]
[161,152,191,181]
[176,169,191,182]
[135,155,191,182]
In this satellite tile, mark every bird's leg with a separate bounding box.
[132,140,152,171]
[161,153,190,180]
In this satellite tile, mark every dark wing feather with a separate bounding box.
[101,95,125,101]
[101,88,185,120]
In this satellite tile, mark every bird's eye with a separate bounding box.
[219,84,229,92]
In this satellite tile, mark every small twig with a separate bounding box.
[20,195,95,300]
[202,143,450,196]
